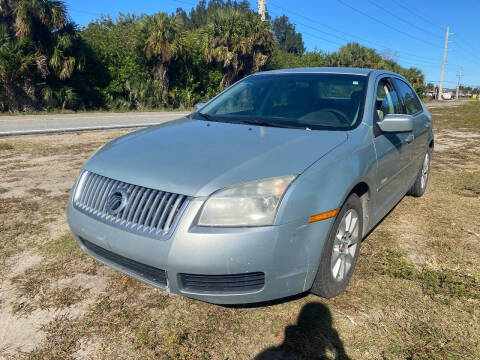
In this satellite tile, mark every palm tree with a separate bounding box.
[0,0,84,111]
[12,0,68,78]
[141,13,183,105]
[200,9,274,88]
[0,23,35,111]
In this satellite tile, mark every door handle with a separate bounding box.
[406,134,414,143]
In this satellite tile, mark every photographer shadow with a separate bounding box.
[254,302,351,360]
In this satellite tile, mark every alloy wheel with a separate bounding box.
[331,209,360,281]
[421,152,430,190]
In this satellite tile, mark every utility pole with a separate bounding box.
[456,68,463,100]
[438,26,450,100]
[258,0,267,21]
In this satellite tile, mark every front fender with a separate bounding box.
[276,123,376,226]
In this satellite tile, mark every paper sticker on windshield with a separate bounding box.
[352,81,359,85]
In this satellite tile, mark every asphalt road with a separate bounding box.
[0,101,467,137]
[0,111,190,137]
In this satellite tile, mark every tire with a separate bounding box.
[408,150,431,197]
[311,193,363,298]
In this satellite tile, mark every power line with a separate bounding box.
[268,10,445,69]
[269,11,366,47]
[456,34,480,55]
[268,2,479,82]
[268,1,441,63]
[426,80,460,84]
[268,10,344,47]
[388,0,480,63]
[449,41,480,64]
[389,0,444,31]
[298,31,344,47]
[337,0,440,48]
[366,0,441,39]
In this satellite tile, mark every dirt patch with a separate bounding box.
[0,252,45,354]
[54,273,108,295]
[0,131,128,356]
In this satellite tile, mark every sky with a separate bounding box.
[65,0,480,88]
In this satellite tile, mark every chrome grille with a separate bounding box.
[73,171,189,239]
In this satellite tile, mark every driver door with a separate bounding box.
[372,76,414,222]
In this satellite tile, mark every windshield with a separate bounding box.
[198,73,367,130]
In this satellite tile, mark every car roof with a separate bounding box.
[255,67,400,77]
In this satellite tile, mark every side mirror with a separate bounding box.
[194,102,205,111]
[377,114,413,133]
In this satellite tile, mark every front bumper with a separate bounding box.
[67,198,333,304]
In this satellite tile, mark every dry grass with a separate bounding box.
[0,108,479,359]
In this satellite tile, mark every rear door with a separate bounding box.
[393,78,430,175]
[372,76,414,221]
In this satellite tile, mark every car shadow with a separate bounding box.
[254,301,351,360]
[228,194,408,358]
[222,292,310,309]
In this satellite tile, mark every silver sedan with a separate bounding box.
[68,67,433,304]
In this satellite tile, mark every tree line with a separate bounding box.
[0,0,427,113]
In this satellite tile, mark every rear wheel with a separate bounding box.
[311,194,363,298]
[408,150,431,197]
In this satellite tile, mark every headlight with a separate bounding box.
[197,175,296,227]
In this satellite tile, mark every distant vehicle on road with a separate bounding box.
[68,67,434,304]
[442,91,454,100]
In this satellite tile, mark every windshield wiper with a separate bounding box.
[195,112,219,122]
[236,119,300,129]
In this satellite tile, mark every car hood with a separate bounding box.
[85,118,347,197]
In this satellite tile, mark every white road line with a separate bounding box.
[0,123,162,137]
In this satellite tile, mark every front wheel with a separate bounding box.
[408,150,431,197]
[311,193,363,298]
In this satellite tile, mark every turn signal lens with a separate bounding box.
[309,208,340,223]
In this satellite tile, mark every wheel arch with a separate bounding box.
[341,180,371,237]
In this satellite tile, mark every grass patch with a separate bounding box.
[37,233,80,259]
[27,315,85,359]
[0,221,46,259]
[0,197,40,214]
[15,276,44,298]
[372,249,480,302]
[10,250,97,313]
[40,286,88,309]
[395,320,471,360]
[374,249,417,280]
[0,142,14,150]
[422,268,480,301]
[431,102,480,130]
[10,302,24,316]
[453,172,480,196]
[27,188,51,196]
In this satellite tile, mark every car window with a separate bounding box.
[393,78,423,115]
[375,78,402,121]
[214,81,267,115]
[198,73,368,130]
